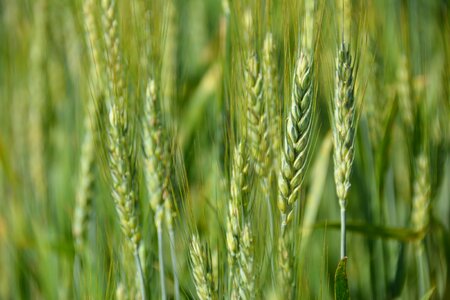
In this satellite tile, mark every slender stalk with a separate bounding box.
[169,229,180,300]
[340,206,346,258]
[157,222,167,300]
[134,251,147,300]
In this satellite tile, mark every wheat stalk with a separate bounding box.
[190,235,216,300]
[278,52,314,232]
[332,42,356,259]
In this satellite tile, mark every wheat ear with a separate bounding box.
[262,32,281,170]
[278,52,314,233]
[245,54,274,249]
[142,79,168,299]
[226,142,249,299]
[73,100,96,253]
[101,0,146,298]
[332,42,356,259]
[190,235,216,300]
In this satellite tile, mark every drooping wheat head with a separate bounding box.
[278,52,314,232]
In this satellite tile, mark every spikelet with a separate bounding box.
[245,55,271,177]
[332,42,356,209]
[189,235,216,300]
[278,52,314,231]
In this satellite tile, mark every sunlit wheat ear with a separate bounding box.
[262,32,281,170]
[190,235,216,300]
[412,153,430,233]
[245,54,271,177]
[332,42,356,258]
[238,224,255,300]
[278,52,313,232]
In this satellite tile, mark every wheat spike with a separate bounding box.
[245,54,271,177]
[412,153,430,232]
[101,1,146,298]
[332,42,356,259]
[72,101,96,252]
[190,235,216,300]
[262,33,281,170]
[278,52,314,231]
[226,142,249,299]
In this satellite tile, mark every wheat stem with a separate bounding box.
[157,221,167,300]
[169,228,180,300]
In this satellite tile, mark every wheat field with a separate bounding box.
[0,0,449,299]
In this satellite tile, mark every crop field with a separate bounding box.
[0,0,449,299]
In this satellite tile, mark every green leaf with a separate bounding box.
[420,287,435,300]
[335,257,349,300]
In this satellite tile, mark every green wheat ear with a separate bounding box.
[278,51,314,232]
[332,42,356,259]
[245,54,270,177]
[189,235,216,300]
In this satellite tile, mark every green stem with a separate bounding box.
[340,205,347,258]
[169,229,180,300]
[157,224,167,300]
[134,249,147,300]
